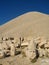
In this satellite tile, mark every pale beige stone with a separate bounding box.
[10,43,15,56]
[26,39,36,59]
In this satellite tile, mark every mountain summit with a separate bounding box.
[0,12,49,38]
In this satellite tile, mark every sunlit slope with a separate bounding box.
[0,12,49,38]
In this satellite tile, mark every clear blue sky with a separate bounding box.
[0,0,49,25]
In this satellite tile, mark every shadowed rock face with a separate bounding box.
[0,12,49,38]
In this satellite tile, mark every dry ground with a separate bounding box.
[0,54,49,65]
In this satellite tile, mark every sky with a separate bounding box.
[0,0,49,25]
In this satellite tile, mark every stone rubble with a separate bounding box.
[0,36,49,60]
